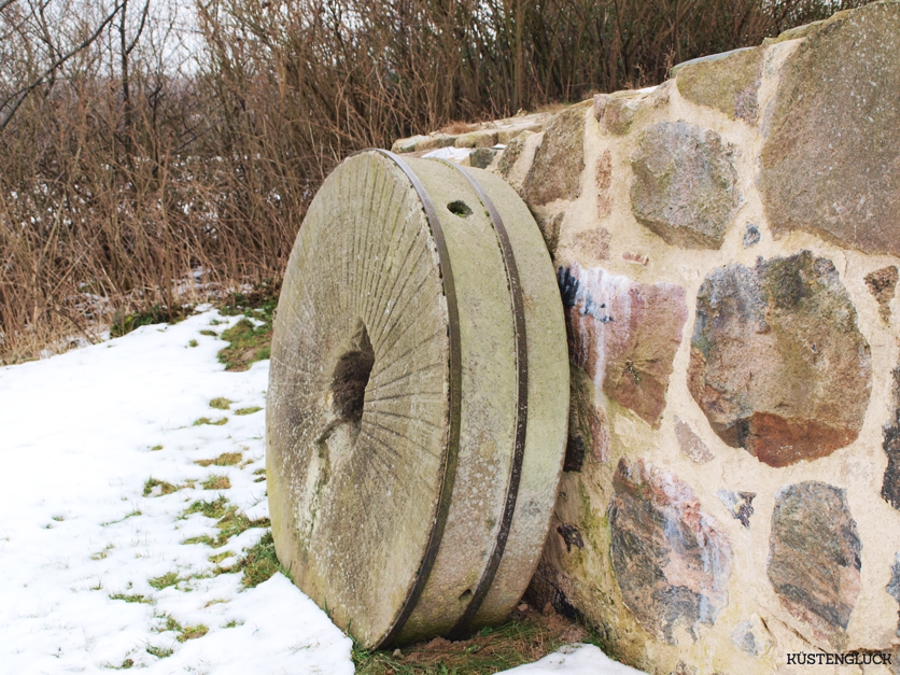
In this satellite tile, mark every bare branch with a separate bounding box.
[0,1,123,133]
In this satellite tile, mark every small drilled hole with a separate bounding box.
[447,200,473,217]
[458,588,473,602]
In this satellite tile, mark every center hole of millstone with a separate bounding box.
[330,320,375,425]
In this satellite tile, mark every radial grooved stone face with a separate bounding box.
[760,2,900,255]
[267,152,569,648]
[768,482,861,644]
[688,251,871,467]
[609,459,732,644]
[630,121,739,249]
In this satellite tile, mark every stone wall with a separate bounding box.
[390,2,900,672]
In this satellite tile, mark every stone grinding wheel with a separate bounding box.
[267,150,569,648]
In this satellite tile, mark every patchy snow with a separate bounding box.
[500,645,647,675]
[0,308,644,674]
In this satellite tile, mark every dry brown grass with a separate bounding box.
[353,604,591,675]
[0,0,873,362]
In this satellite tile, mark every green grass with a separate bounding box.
[146,645,173,659]
[199,329,218,337]
[102,510,141,526]
[185,496,230,520]
[235,406,262,416]
[111,304,188,338]
[148,572,180,590]
[195,452,242,467]
[233,531,286,588]
[352,613,584,675]
[217,507,269,544]
[217,319,271,371]
[201,474,232,491]
[209,397,232,410]
[92,544,114,560]
[143,478,178,497]
[178,624,209,642]
[182,497,269,548]
[219,279,279,324]
[193,416,228,426]
[110,593,153,604]
[183,534,216,547]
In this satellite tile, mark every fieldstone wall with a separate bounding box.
[390,2,900,672]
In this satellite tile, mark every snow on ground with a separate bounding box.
[0,308,644,675]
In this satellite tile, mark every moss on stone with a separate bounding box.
[676,46,764,123]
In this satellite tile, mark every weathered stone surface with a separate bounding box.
[566,364,608,467]
[674,416,714,464]
[731,621,758,657]
[391,134,429,153]
[760,2,900,256]
[496,131,533,179]
[415,134,457,151]
[715,490,755,528]
[470,147,498,169]
[630,121,739,249]
[688,251,871,467]
[887,554,900,603]
[593,93,637,135]
[767,482,861,642]
[559,263,687,427]
[676,46,764,123]
[609,459,732,643]
[881,367,900,511]
[268,152,569,647]
[730,615,770,658]
[742,223,760,248]
[522,105,587,205]
[596,150,613,217]
[571,228,610,261]
[537,211,564,256]
[866,266,898,323]
[556,524,585,553]
[525,559,582,622]
[455,129,498,148]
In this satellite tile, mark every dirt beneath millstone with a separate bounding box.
[355,604,590,675]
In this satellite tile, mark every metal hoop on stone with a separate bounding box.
[266,150,569,648]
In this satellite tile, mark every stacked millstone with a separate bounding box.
[391,2,900,673]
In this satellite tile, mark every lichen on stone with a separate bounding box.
[767,481,861,646]
[760,2,900,256]
[630,121,740,249]
[676,46,764,123]
[688,251,871,467]
[522,104,588,205]
[608,458,732,644]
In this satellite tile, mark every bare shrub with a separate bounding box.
[0,0,873,362]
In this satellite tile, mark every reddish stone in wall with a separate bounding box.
[768,482,860,645]
[609,459,732,643]
[688,251,871,467]
[558,263,687,427]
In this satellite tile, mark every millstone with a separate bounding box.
[267,150,569,648]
